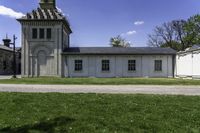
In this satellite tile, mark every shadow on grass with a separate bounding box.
[0,116,75,133]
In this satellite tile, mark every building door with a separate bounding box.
[37,51,47,76]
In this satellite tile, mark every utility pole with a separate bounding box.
[12,35,17,78]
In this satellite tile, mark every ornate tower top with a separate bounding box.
[39,0,56,9]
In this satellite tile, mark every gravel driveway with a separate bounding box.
[0,84,200,95]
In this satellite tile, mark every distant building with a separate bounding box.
[17,0,176,78]
[176,45,200,79]
[0,37,21,75]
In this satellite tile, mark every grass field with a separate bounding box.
[0,77,200,85]
[0,93,199,133]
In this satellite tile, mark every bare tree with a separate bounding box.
[148,20,193,51]
[148,15,200,51]
[171,20,188,50]
[148,34,163,47]
[148,22,175,48]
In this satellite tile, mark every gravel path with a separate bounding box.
[0,84,200,95]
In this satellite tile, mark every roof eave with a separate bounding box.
[177,48,200,54]
[16,19,72,34]
[0,48,15,52]
[62,53,176,55]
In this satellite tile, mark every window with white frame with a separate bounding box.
[128,60,136,71]
[102,60,110,71]
[74,60,83,71]
[154,60,162,71]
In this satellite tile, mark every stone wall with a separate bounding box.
[21,21,70,77]
[0,49,21,75]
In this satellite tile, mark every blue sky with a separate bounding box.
[0,0,200,47]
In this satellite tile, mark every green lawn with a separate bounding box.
[0,77,200,85]
[0,93,199,133]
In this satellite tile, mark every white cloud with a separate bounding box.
[0,5,25,18]
[121,30,137,36]
[126,30,137,35]
[134,21,144,25]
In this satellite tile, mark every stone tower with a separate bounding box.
[17,0,72,77]
[39,0,56,9]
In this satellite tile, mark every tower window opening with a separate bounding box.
[39,28,45,39]
[47,28,52,39]
[32,28,37,39]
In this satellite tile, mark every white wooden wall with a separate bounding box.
[176,50,200,78]
[65,55,174,78]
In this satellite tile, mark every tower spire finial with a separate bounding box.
[39,0,56,9]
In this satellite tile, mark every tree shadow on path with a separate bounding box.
[0,116,75,133]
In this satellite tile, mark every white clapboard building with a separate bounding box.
[176,45,200,79]
[17,0,176,78]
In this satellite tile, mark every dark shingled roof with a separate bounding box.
[178,44,200,54]
[0,45,21,52]
[20,8,64,20]
[17,8,72,33]
[63,47,176,55]
[187,44,200,52]
[0,45,13,52]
